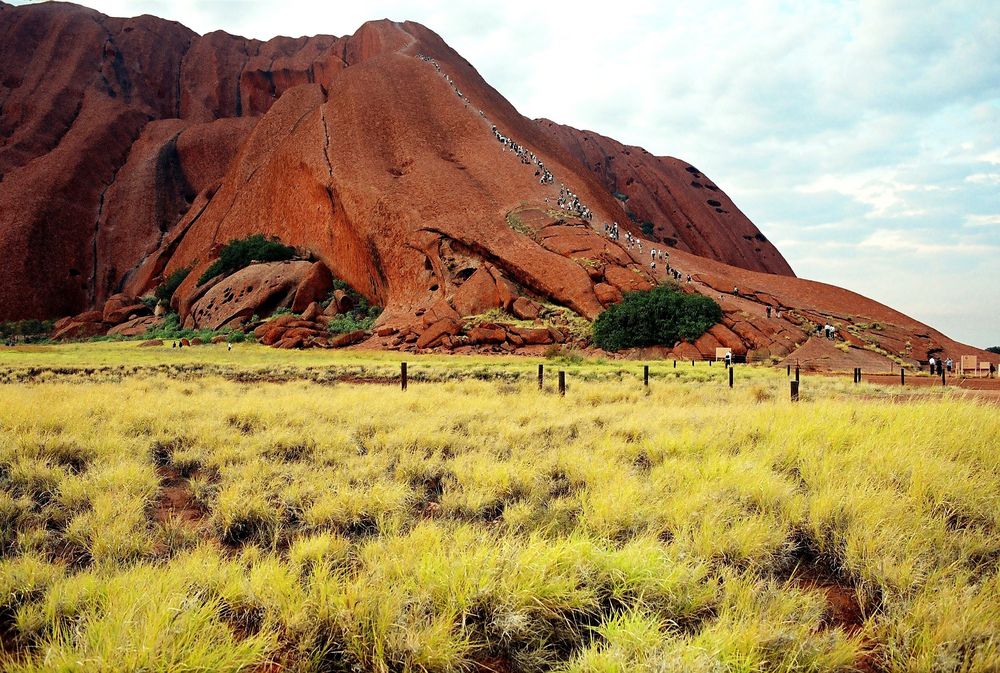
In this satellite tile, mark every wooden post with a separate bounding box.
[795,366,800,383]
[790,380,799,402]
[786,364,790,377]
[900,368,905,386]
[941,367,946,386]
[709,359,712,367]
[691,360,695,367]
[729,366,734,388]
[558,370,566,396]
[673,359,677,369]
[643,365,649,387]
[538,363,544,390]
[401,362,408,391]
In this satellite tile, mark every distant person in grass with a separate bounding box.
[929,356,936,373]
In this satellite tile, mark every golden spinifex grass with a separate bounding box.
[0,350,996,672]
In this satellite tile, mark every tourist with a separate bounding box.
[945,358,953,373]
[928,356,936,374]
[766,306,772,319]
[724,352,732,368]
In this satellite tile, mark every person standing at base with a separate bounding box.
[928,356,936,374]
[724,352,732,368]
[766,306,772,319]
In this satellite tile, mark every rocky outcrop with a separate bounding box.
[1,2,994,368]
[187,260,316,330]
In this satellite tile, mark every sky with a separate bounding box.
[15,0,1000,346]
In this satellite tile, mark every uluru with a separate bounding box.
[0,0,994,368]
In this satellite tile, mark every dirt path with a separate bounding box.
[154,466,204,525]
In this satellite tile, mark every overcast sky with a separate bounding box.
[15,0,1000,346]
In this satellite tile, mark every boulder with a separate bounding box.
[291,262,334,313]
[466,325,506,344]
[416,317,462,349]
[211,335,227,344]
[375,325,397,337]
[190,337,205,345]
[107,316,162,337]
[452,267,500,316]
[330,330,368,347]
[188,260,314,330]
[604,266,652,294]
[511,297,541,320]
[507,326,553,345]
[593,282,623,306]
[421,299,460,327]
[179,338,191,347]
[138,339,164,348]
[301,301,321,322]
[103,294,150,324]
[332,289,355,314]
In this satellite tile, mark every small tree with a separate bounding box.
[987,346,1000,355]
[154,267,191,305]
[198,235,296,285]
[593,284,722,351]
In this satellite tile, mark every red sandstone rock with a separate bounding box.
[291,262,333,313]
[330,330,367,347]
[452,267,500,316]
[375,326,397,337]
[139,339,163,347]
[593,283,622,306]
[107,316,162,337]
[301,302,321,323]
[417,317,462,349]
[189,261,313,329]
[511,297,541,320]
[507,326,553,345]
[604,266,652,294]
[466,326,506,345]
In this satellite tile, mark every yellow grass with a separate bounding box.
[0,344,997,672]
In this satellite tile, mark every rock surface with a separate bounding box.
[0,2,995,367]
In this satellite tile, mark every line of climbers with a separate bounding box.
[417,54,682,266]
[416,54,564,193]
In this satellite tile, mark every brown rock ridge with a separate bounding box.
[534,120,794,277]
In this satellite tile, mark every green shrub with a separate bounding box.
[640,221,655,237]
[154,267,191,304]
[592,284,722,351]
[197,235,296,286]
[987,346,1000,355]
[0,319,54,340]
[324,281,382,334]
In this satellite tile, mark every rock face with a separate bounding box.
[0,1,994,367]
[187,260,315,330]
[533,121,795,277]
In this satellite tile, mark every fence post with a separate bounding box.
[538,363,544,390]
[729,366,734,389]
[401,362,408,391]
[558,370,566,396]
[900,368,905,386]
[941,367,946,386]
[673,359,677,369]
[643,365,649,387]
[790,380,799,402]
[786,364,790,377]
[795,366,800,383]
[691,360,695,367]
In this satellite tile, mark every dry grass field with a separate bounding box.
[0,343,997,672]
